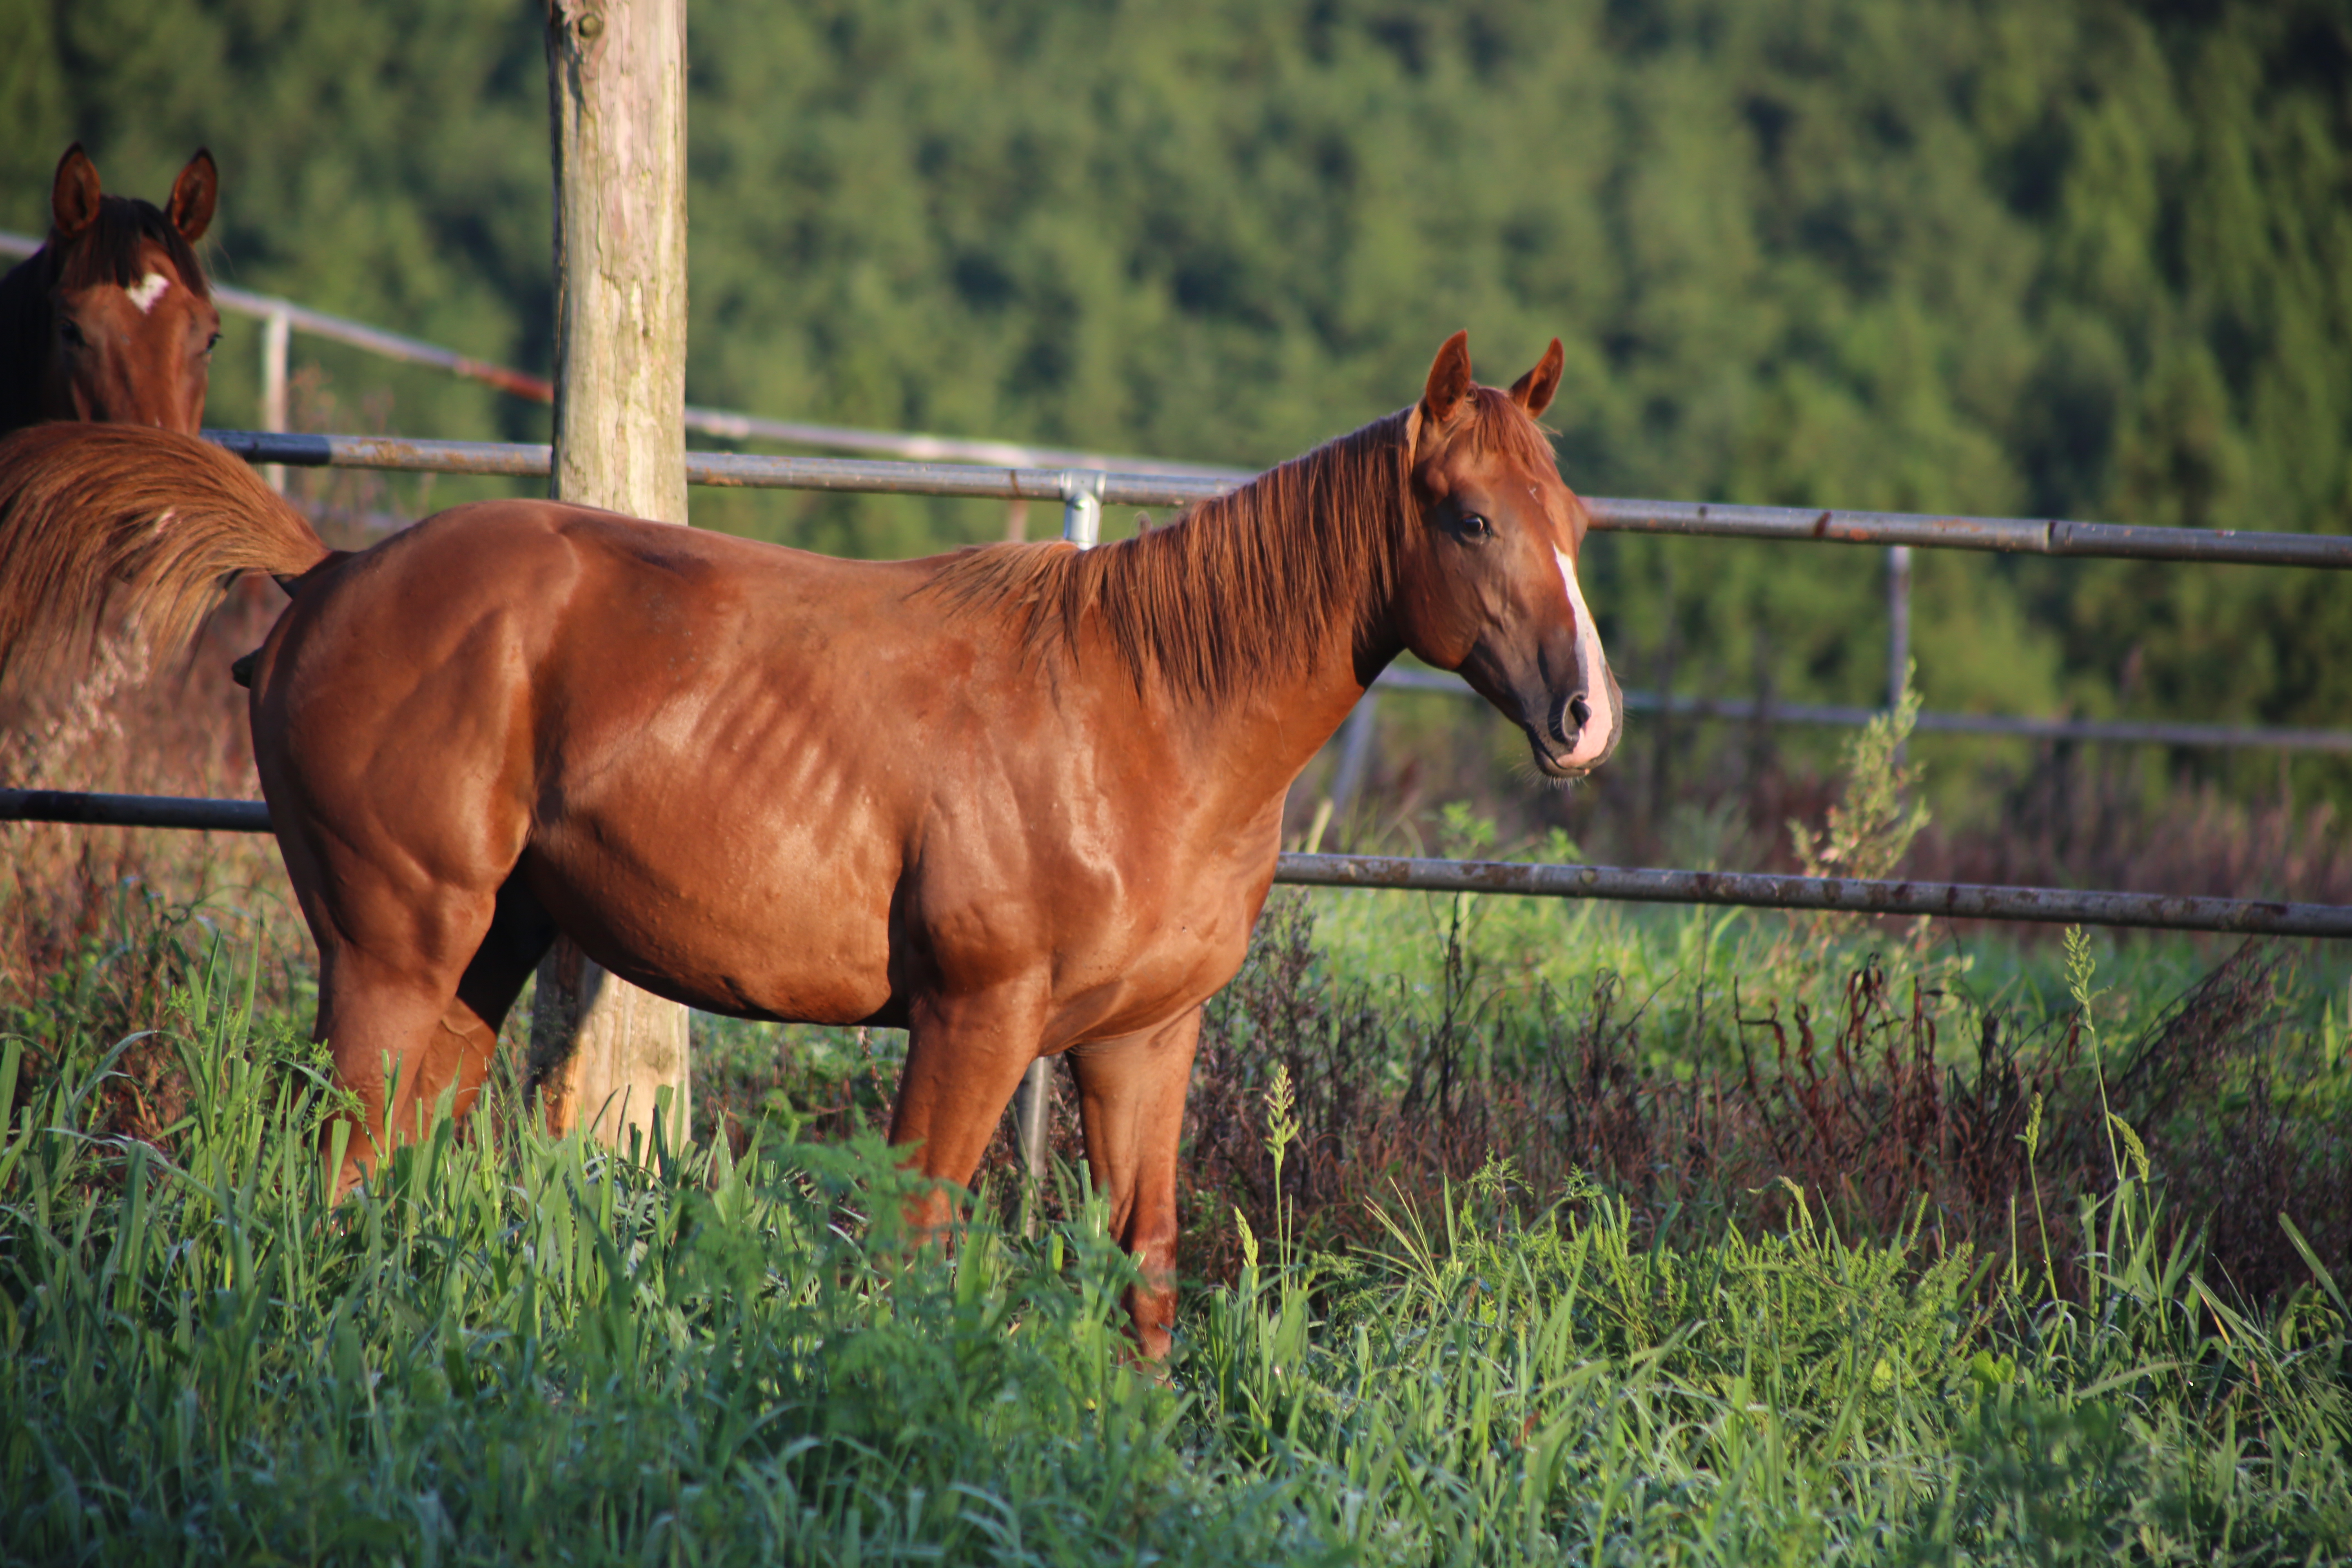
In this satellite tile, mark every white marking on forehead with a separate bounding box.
[126,272,171,314]
[1554,548,1620,770]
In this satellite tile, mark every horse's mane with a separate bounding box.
[924,387,1555,706]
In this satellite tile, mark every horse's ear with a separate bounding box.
[1419,330,1474,428]
[1509,339,1565,419]
[168,149,218,242]
[51,144,102,241]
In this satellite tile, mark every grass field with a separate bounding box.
[2,863,2348,1564]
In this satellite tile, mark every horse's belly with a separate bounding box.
[520,805,901,1025]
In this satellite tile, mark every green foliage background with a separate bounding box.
[2,0,2348,783]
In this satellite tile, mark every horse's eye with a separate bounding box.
[204,333,222,356]
[1459,512,1492,539]
[58,320,85,348]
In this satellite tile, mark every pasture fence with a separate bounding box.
[12,226,2343,747]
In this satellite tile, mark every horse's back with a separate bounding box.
[257,496,951,811]
[274,497,937,681]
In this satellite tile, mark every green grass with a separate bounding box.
[3,908,2349,1564]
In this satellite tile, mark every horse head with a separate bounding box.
[1390,331,1621,779]
[27,144,222,433]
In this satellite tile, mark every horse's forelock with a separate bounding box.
[51,196,210,300]
[1456,383,1559,472]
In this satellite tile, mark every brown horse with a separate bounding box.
[0,332,1619,1354]
[0,144,221,436]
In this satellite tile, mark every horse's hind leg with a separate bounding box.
[445,872,559,1102]
[1063,1006,1202,1361]
[306,869,555,1192]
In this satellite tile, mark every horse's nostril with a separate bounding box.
[1568,693,1592,730]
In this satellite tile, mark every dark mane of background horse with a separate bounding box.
[0,167,215,435]
[928,388,1561,705]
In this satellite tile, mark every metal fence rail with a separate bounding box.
[5,788,2342,938]
[207,427,1209,504]
[1371,670,2352,753]
[1585,498,2352,569]
[0,788,270,833]
[1278,853,2352,938]
[205,428,2352,569]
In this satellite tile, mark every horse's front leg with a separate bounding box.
[887,984,1051,1235]
[1064,1006,1201,1361]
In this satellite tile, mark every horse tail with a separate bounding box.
[0,422,329,685]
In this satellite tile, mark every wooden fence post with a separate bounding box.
[526,0,693,1154]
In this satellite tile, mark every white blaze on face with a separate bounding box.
[1554,548,1619,769]
[126,272,171,314]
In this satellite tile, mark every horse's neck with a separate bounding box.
[1142,446,1408,806]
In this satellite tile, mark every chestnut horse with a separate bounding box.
[0,332,1619,1354]
[0,144,221,435]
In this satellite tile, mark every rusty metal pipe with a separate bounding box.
[1272,853,2352,938]
[206,429,554,478]
[1580,497,2352,568]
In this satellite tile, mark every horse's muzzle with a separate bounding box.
[1528,667,1622,778]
